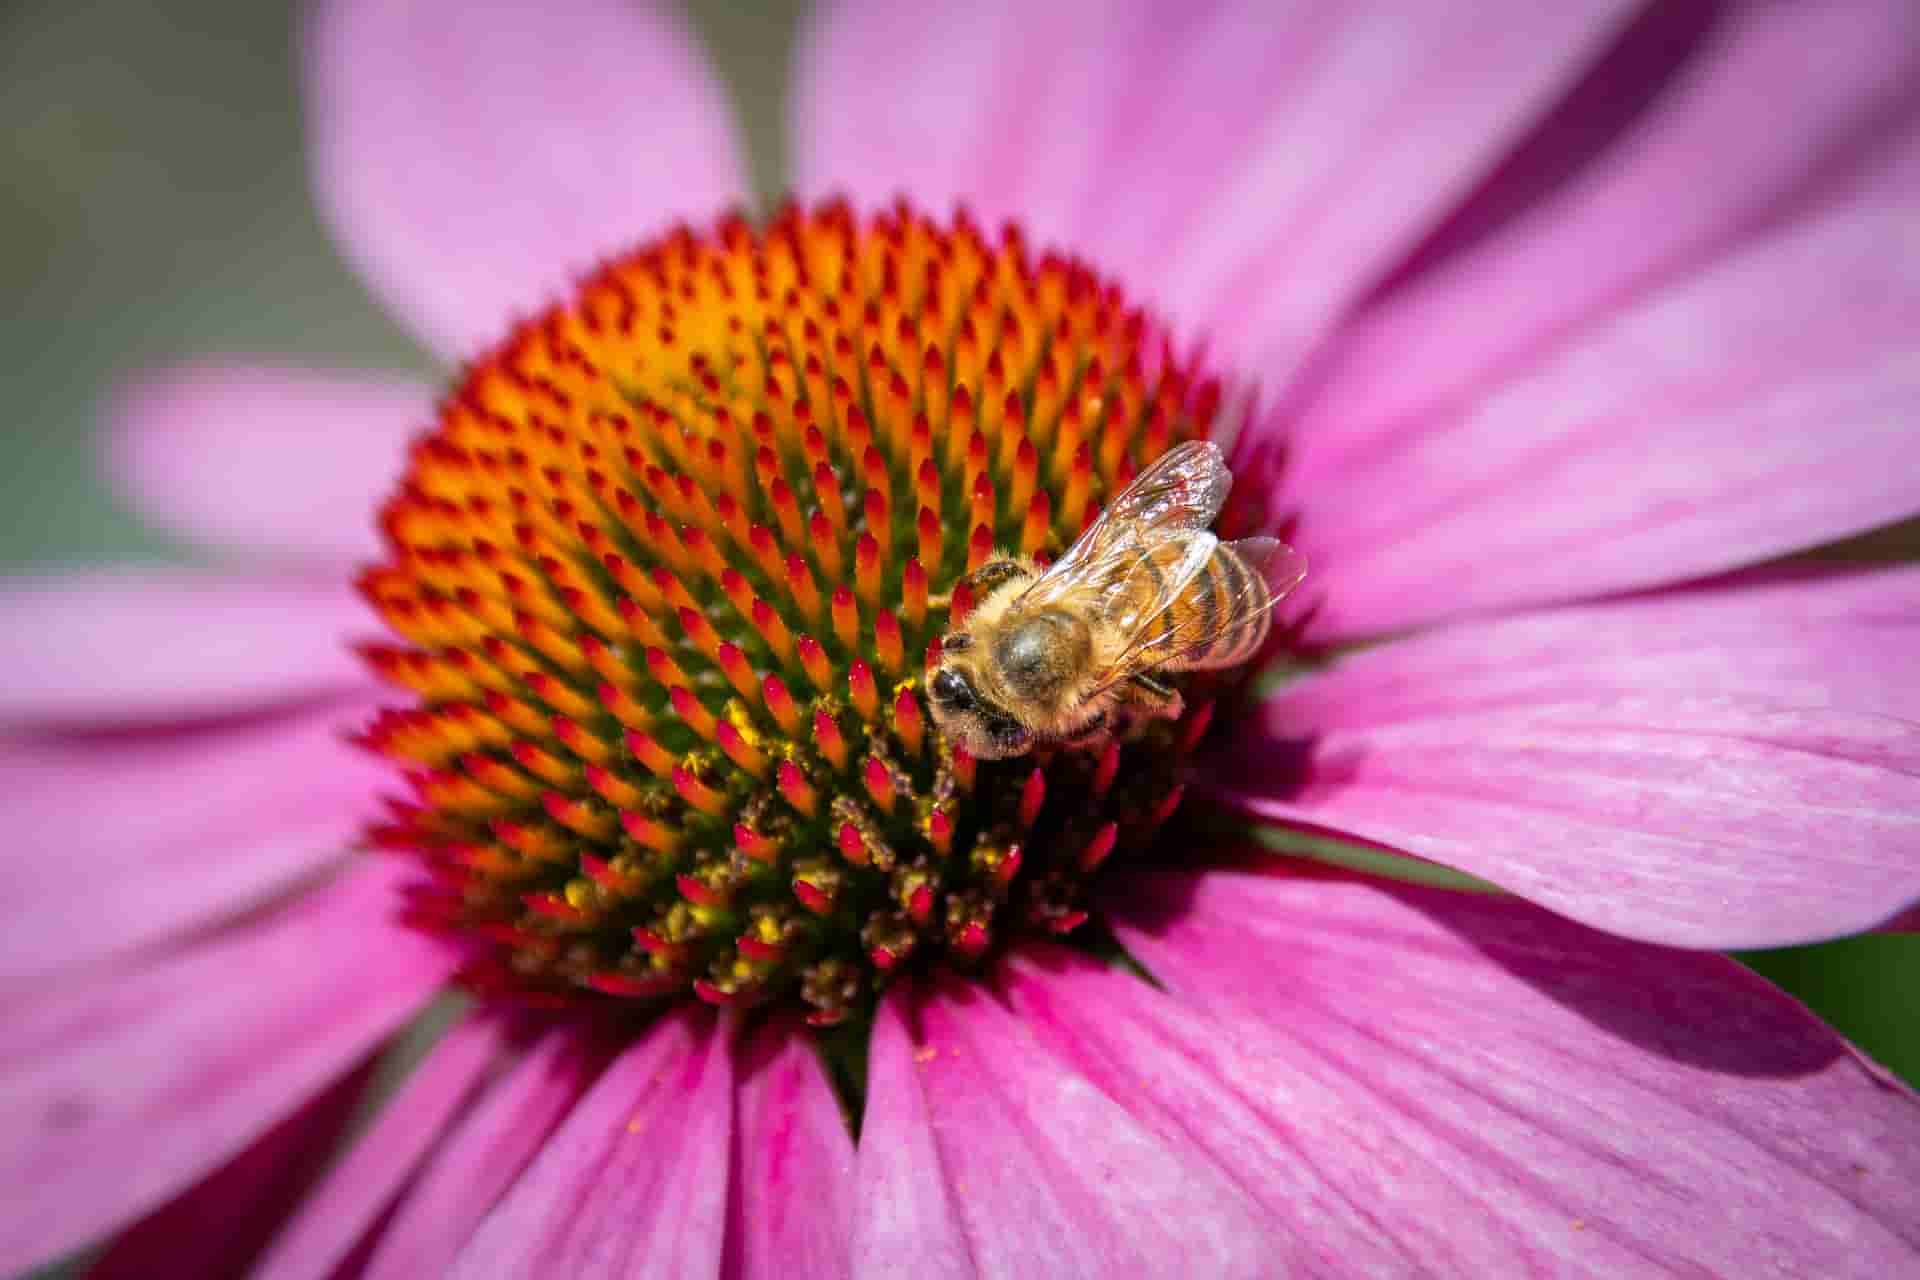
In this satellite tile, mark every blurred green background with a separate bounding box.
[0,0,1911,1123]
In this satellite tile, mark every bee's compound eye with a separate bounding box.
[930,669,974,709]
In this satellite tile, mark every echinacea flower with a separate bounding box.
[6,0,1920,1275]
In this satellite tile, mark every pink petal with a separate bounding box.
[1295,2,1920,472]
[1273,564,1920,727]
[853,979,1270,1277]
[362,1025,612,1280]
[253,1012,515,1280]
[1100,868,1920,1275]
[451,1009,731,1279]
[1215,568,1920,947]
[87,1063,374,1280]
[0,569,378,728]
[846,993,971,1280]
[794,1,1636,378]
[1287,102,1920,635]
[305,0,750,361]
[1882,907,1920,933]
[0,861,455,1275]
[727,1018,856,1279]
[1001,945,1418,1276]
[105,360,434,566]
[0,694,390,982]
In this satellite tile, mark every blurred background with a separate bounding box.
[0,0,804,564]
[0,0,1912,1108]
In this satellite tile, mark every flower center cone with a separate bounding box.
[357,199,1256,1025]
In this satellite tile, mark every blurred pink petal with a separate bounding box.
[0,570,378,728]
[1288,118,1920,635]
[1294,2,1920,479]
[1104,868,1920,1275]
[254,1012,514,1280]
[794,0,1634,375]
[854,979,1269,1277]
[0,695,388,982]
[451,1009,731,1278]
[0,861,455,1275]
[105,360,435,566]
[1883,907,1920,933]
[728,1018,856,1278]
[305,0,750,361]
[362,1026,611,1280]
[87,1062,375,1280]
[1216,690,1920,949]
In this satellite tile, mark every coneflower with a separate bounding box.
[4,2,1917,1276]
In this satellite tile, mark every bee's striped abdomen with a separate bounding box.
[1177,542,1272,670]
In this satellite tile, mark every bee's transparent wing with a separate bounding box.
[1015,439,1231,614]
[1088,536,1307,690]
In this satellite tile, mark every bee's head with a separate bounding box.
[927,634,1035,759]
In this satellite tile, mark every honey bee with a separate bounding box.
[927,440,1306,759]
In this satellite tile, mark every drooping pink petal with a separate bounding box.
[1286,107,1920,635]
[726,1018,855,1279]
[852,979,1270,1278]
[87,1062,374,1280]
[104,360,435,566]
[304,0,750,362]
[1099,868,1920,1276]
[794,1,1635,377]
[361,1024,612,1280]
[253,1012,516,1280]
[1220,707,1919,948]
[0,570,377,728]
[0,861,456,1275]
[0,694,389,983]
[1294,1,1920,478]
[450,1009,732,1279]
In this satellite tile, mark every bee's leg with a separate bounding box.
[930,557,1030,611]
[1122,672,1185,721]
[1059,708,1111,750]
